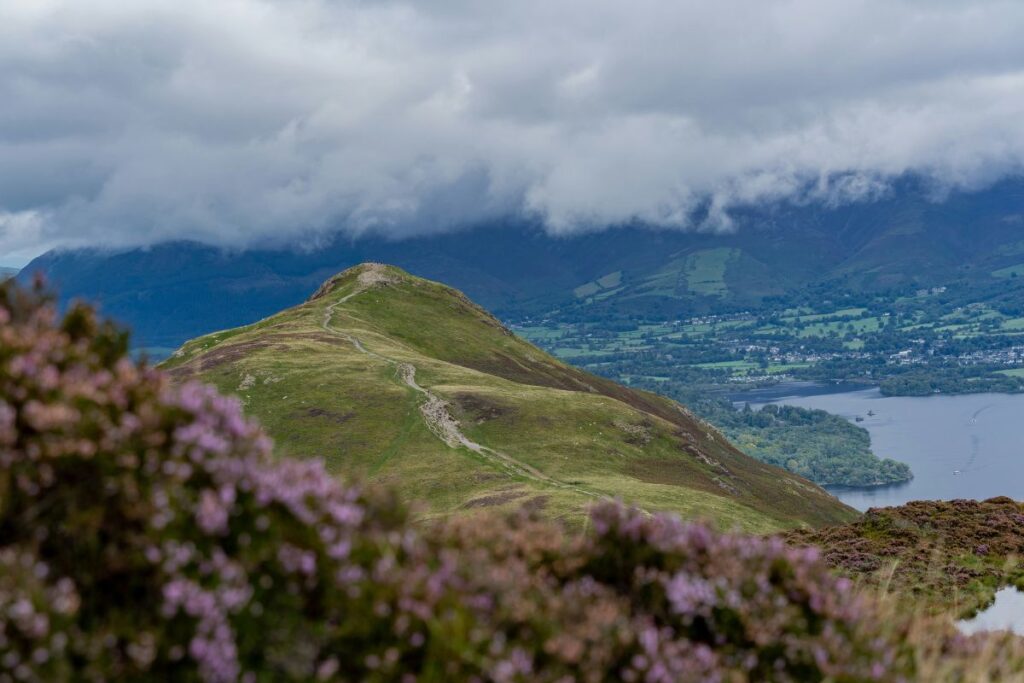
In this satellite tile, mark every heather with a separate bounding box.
[0,279,1018,682]
[788,497,1024,617]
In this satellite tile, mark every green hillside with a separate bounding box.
[162,264,855,531]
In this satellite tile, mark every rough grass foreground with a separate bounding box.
[0,280,1021,682]
[789,497,1024,619]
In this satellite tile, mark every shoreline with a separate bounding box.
[723,378,1024,402]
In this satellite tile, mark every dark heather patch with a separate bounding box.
[520,495,550,513]
[303,407,356,424]
[452,392,513,423]
[451,350,720,440]
[471,471,510,484]
[177,340,275,374]
[674,430,733,476]
[461,490,529,509]
[266,332,353,347]
[626,458,730,498]
[171,330,357,381]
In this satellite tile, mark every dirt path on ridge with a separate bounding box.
[320,282,601,497]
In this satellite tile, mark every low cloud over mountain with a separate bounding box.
[3,0,1024,261]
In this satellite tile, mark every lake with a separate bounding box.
[958,587,1024,636]
[746,385,1024,511]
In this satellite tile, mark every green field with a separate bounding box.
[796,316,882,338]
[780,307,868,324]
[638,247,737,298]
[695,360,758,371]
[683,247,735,296]
[573,270,622,298]
[519,289,1024,391]
[992,263,1024,278]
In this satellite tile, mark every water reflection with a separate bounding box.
[957,587,1024,636]
[823,480,915,507]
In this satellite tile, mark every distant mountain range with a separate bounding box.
[21,177,1024,348]
[162,263,854,529]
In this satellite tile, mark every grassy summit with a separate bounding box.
[162,263,855,531]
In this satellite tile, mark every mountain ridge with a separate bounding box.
[24,177,1024,349]
[162,263,855,530]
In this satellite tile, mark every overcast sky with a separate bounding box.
[2,0,1024,265]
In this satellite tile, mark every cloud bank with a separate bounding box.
[2,0,1024,260]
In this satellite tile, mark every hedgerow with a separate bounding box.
[0,279,1008,682]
